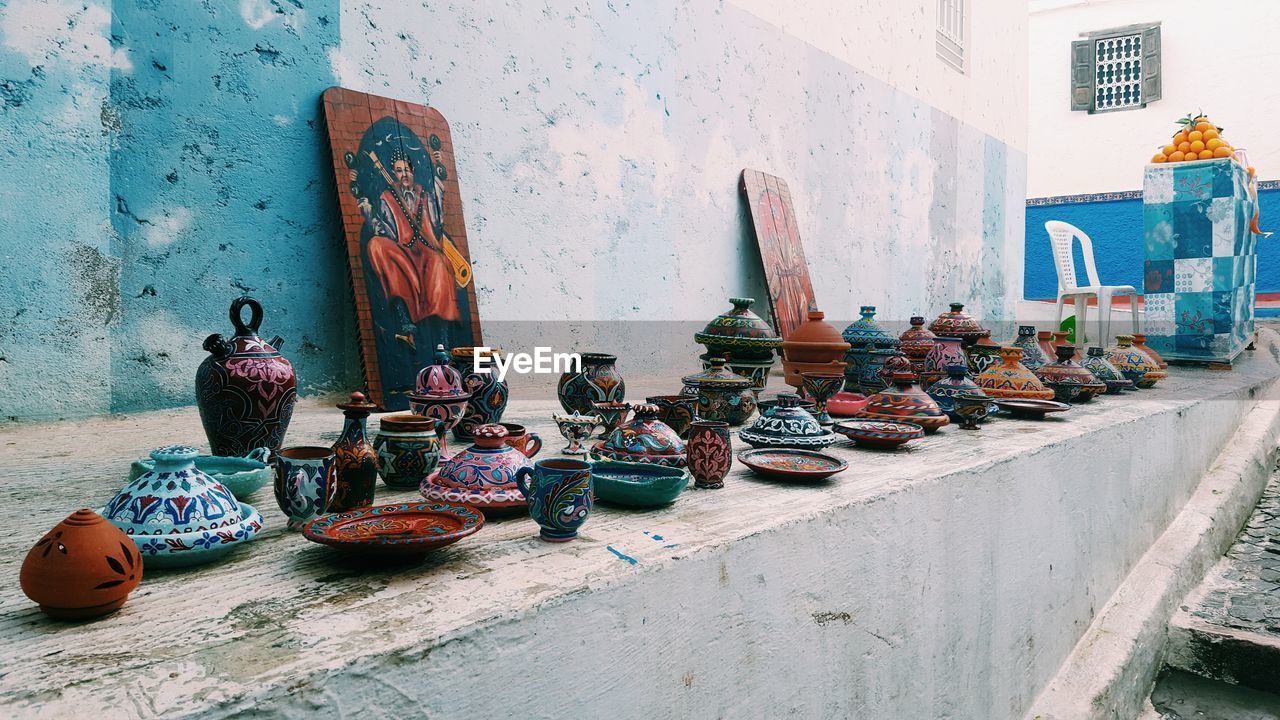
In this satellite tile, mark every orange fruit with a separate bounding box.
[1163,144,1177,155]
[1178,141,1192,153]
[1203,129,1219,141]
[1173,131,1189,145]
[1169,150,1186,162]
[1188,130,1204,143]
[1214,146,1232,158]
[1190,140,1206,153]
[1195,121,1213,133]
[1153,153,1168,162]
[1207,138,1224,150]
[1199,149,1214,159]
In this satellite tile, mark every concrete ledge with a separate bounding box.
[2,333,1279,719]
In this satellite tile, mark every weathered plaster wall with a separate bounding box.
[0,0,1028,421]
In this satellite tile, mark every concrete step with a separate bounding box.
[1150,668,1280,720]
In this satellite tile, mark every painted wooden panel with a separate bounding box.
[740,169,816,340]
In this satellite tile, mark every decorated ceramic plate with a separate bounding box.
[995,399,1071,419]
[833,419,924,449]
[737,449,848,481]
[302,502,483,556]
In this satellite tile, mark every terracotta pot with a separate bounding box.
[1036,331,1057,364]
[1132,333,1169,370]
[1035,345,1107,403]
[854,372,950,433]
[20,510,142,620]
[330,391,379,512]
[975,347,1055,400]
[782,307,850,364]
[196,296,297,456]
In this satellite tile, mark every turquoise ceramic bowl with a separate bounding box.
[591,460,689,508]
[129,451,272,500]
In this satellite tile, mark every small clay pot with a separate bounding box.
[20,509,142,620]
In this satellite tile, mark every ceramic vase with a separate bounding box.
[558,352,625,415]
[926,364,995,422]
[1132,333,1169,370]
[1011,326,1051,371]
[409,345,473,443]
[646,395,698,438]
[923,336,967,387]
[855,373,950,433]
[1082,347,1134,394]
[274,446,338,531]
[329,391,379,512]
[975,347,1056,400]
[515,459,594,542]
[20,510,142,620]
[591,403,687,467]
[552,412,602,455]
[683,357,757,425]
[686,421,732,489]
[196,296,297,456]
[1035,345,1107,403]
[451,346,510,441]
[373,413,444,488]
[928,303,989,345]
[1037,331,1058,363]
[1106,335,1167,389]
[422,424,531,512]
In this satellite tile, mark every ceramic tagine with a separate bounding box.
[591,403,687,467]
[781,305,849,389]
[975,347,1056,400]
[928,303,990,345]
[558,352,625,415]
[842,306,900,353]
[102,445,264,568]
[409,345,474,439]
[965,336,1004,376]
[1082,346,1134,394]
[855,372,950,433]
[694,297,782,390]
[922,336,967,387]
[1052,331,1082,361]
[898,316,937,375]
[421,424,530,512]
[1011,326,1051,371]
[842,306,900,392]
[1035,345,1107,403]
[739,393,838,450]
[682,357,757,426]
[196,296,297,456]
[450,346,509,441]
[329,391,379,512]
[926,364,996,422]
[20,509,142,620]
[1132,333,1169,370]
[1106,335,1167,389]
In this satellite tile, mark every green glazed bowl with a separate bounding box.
[129,448,273,500]
[591,460,690,508]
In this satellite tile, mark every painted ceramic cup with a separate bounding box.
[592,401,632,437]
[801,372,845,426]
[274,446,339,530]
[498,423,543,458]
[686,420,732,489]
[373,413,444,488]
[514,459,593,542]
[646,395,698,438]
[552,412,602,455]
[954,393,991,430]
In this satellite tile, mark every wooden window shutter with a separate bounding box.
[1141,25,1161,105]
[1071,39,1094,111]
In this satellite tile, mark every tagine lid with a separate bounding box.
[928,302,990,340]
[682,357,754,390]
[414,345,470,399]
[694,297,783,350]
[423,425,530,508]
[841,306,900,349]
[784,305,851,349]
[1036,346,1107,390]
[739,393,837,449]
[591,404,687,466]
[899,316,937,356]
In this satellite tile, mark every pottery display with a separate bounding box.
[421,424,531,511]
[646,395,698,438]
[498,423,542,458]
[975,347,1056,400]
[409,345,473,439]
[373,413,444,488]
[833,419,924,449]
[850,346,902,396]
[515,458,594,542]
[739,393,838,450]
[827,391,869,417]
[694,297,782,387]
[682,357,757,425]
[965,336,1003,376]
[922,336,967,387]
[926,364,996,422]
[1132,333,1169,370]
[558,352,625,415]
[20,509,142,620]
[104,445,264,567]
[898,316,937,370]
[196,296,297,457]
[996,399,1071,419]
[302,502,483,557]
[451,346,509,441]
[329,391,379,512]
[274,446,338,531]
[592,401,632,437]
[782,305,851,364]
[686,420,732,489]
[1106,335,1167,389]
[801,373,843,426]
[954,393,991,430]
[552,412,602,455]
[1037,331,1058,363]
[737,448,847,481]
[591,403,687,467]
[592,461,690,508]
[1011,326,1051,371]
[1035,345,1107,403]
[855,372,950,433]
[928,303,990,345]
[129,448,272,500]
[1082,347,1134,394]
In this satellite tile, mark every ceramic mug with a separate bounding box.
[274,446,339,530]
[499,423,543,458]
[514,458,593,542]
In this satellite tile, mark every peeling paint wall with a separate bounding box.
[0,0,1027,421]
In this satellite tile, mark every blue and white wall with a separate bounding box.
[0,0,1028,421]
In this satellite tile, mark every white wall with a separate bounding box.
[1028,0,1280,198]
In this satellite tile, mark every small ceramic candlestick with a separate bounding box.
[552,412,602,455]
[801,372,845,426]
[954,393,991,430]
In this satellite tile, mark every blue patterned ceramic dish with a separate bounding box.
[591,460,690,508]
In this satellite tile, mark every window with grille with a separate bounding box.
[936,0,966,73]
[1071,23,1161,113]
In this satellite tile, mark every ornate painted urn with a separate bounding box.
[450,346,509,441]
[898,316,937,375]
[926,364,996,421]
[1011,326,1051,371]
[739,393,838,450]
[558,352,626,414]
[922,336,967,387]
[855,372,950,433]
[330,391,379,512]
[1082,346,1134,394]
[694,297,782,389]
[975,347,1055,400]
[966,335,1004,376]
[928,303,989,345]
[421,424,531,512]
[1106,335,1167,389]
[590,403,687,467]
[409,345,473,437]
[1035,345,1107,403]
[683,357,757,426]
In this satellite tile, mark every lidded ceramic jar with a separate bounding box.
[21,509,142,620]
[591,403,687,467]
[450,346,509,441]
[975,347,1055,400]
[558,352,626,414]
[374,413,444,488]
[1106,335,1167,389]
[102,445,264,568]
[739,393,837,450]
[855,372,950,433]
[1035,345,1107,403]
[928,303,990,345]
[1132,333,1169,370]
[899,316,936,375]
[926,364,996,421]
[1082,346,1134,394]
[409,345,473,434]
[422,424,530,511]
[683,357,757,426]
[1011,326,1051,371]
[842,306,900,351]
[694,297,783,363]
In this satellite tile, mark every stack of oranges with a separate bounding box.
[1152,113,1236,163]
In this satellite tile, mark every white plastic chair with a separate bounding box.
[1044,220,1139,347]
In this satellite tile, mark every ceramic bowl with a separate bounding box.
[833,419,924,448]
[826,391,868,417]
[591,461,690,508]
[129,450,272,500]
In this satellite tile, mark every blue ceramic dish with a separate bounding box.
[129,448,272,500]
[591,460,690,508]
